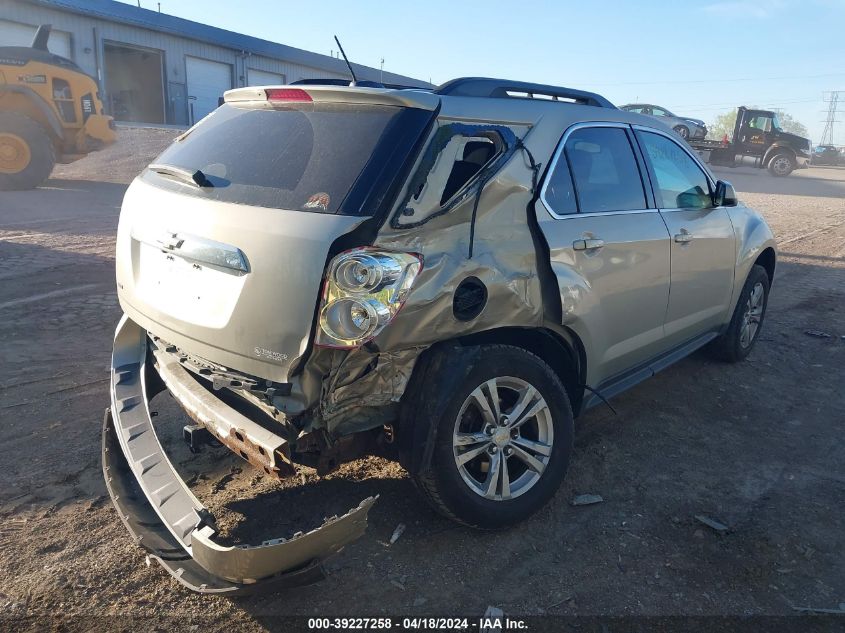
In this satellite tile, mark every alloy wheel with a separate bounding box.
[452,376,553,501]
[740,282,765,348]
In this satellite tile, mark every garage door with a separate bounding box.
[0,20,72,59]
[185,56,232,124]
[248,68,285,87]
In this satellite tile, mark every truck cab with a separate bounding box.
[730,107,811,176]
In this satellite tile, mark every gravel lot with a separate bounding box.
[1,128,843,631]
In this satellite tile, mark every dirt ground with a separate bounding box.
[0,128,843,630]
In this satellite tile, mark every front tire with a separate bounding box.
[709,265,770,362]
[767,152,795,177]
[0,112,56,190]
[411,345,574,529]
[674,125,690,140]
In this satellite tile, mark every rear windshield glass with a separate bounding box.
[145,102,408,213]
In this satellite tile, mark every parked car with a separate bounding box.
[619,103,707,140]
[810,144,842,166]
[105,78,776,593]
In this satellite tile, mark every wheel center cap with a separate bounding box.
[493,428,510,447]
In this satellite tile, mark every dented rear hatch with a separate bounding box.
[116,90,436,382]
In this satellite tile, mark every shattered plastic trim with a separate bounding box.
[107,315,378,591]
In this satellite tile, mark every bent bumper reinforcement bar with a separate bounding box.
[104,315,377,593]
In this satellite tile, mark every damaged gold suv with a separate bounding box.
[104,78,776,593]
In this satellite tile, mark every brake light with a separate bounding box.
[316,249,423,348]
[265,88,312,103]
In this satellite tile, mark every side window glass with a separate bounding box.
[564,127,646,213]
[638,131,712,209]
[394,123,507,227]
[748,116,772,133]
[652,107,667,117]
[542,149,577,215]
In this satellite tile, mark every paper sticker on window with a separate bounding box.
[303,192,330,211]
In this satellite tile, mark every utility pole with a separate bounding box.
[820,91,842,145]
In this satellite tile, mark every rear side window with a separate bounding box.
[565,127,646,213]
[637,131,712,209]
[392,122,516,228]
[542,151,577,215]
[144,102,431,214]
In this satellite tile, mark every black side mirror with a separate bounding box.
[714,180,737,207]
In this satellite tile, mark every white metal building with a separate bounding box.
[1,0,430,125]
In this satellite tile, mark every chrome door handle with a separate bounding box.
[674,231,693,244]
[573,238,605,251]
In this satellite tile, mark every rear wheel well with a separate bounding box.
[754,247,776,284]
[457,327,585,414]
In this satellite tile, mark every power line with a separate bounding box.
[581,70,845,87]
[668,99,819,112]
[667,97,817,109]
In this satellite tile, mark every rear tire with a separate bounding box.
[709,265,770,363]
[0,112,56,190]
[410,345,574,529]
[767,152,794,177]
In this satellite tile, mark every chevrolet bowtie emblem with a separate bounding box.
[156,232,184,250]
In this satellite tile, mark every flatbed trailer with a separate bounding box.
[688,106,811,177]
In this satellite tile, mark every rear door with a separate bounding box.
[534,123,671,383]
[634,127,736,345]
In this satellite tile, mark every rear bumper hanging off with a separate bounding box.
[103,315,376,594]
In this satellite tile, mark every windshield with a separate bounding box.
[144,102,429,214]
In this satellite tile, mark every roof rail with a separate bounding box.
[291,78,430,91]
[435,77,615,109]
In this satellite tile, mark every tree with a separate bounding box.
[775,111,809,138]
[707,108,809,140]
[708,110,738,140]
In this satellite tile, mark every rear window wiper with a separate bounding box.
[148,163,214,188]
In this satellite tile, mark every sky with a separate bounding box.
[119,0,845,144]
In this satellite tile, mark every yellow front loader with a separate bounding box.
[0,25,115,190]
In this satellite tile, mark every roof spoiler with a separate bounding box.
[435,77,615,109]
[31,24,51,51]
[223,84,439,111]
